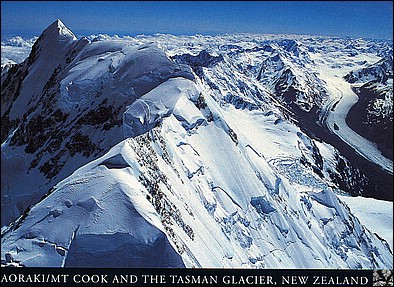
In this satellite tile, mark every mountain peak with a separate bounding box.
[41,19,77,41]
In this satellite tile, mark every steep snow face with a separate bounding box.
[123,77,199,137]
[1,20,79,226]
[338,195,393,250]
[9,19,77,119]
[1,20,77,118]
[58,41,194,113]
[2,89,392,268]
[1,23,393,268]
[1,21,194,226]
[1,142,184,267]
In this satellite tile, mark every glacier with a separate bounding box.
[1,20,392,268]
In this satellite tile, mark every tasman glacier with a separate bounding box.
[1,20,392,268]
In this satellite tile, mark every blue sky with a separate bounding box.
[1,1,393,40]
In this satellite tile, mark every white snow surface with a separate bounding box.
[1,21,393,268]
[338,195,393,250]
[1,21,193,227]
[1,142,184,267]
[2,93,392,267]
[123,77,199,137]
[1,36,37,66]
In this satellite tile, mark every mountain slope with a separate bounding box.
[1,21,393,268]
[344,55,393,160]
[2,91,392,268]
[1,20,193,226]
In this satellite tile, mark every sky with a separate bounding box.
[1,1,393,40]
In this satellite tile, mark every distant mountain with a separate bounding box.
[1,36,37,48]
[344,55,393,160]
[1,20,392,268]
[1,36,37,68]
[344,55,393,84]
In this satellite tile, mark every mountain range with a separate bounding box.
[1,20,392,268]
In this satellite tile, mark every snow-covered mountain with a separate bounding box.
[344,55,393,84]
[1,20,392,268]
[344,55,393,160]
[1,36,37,69]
